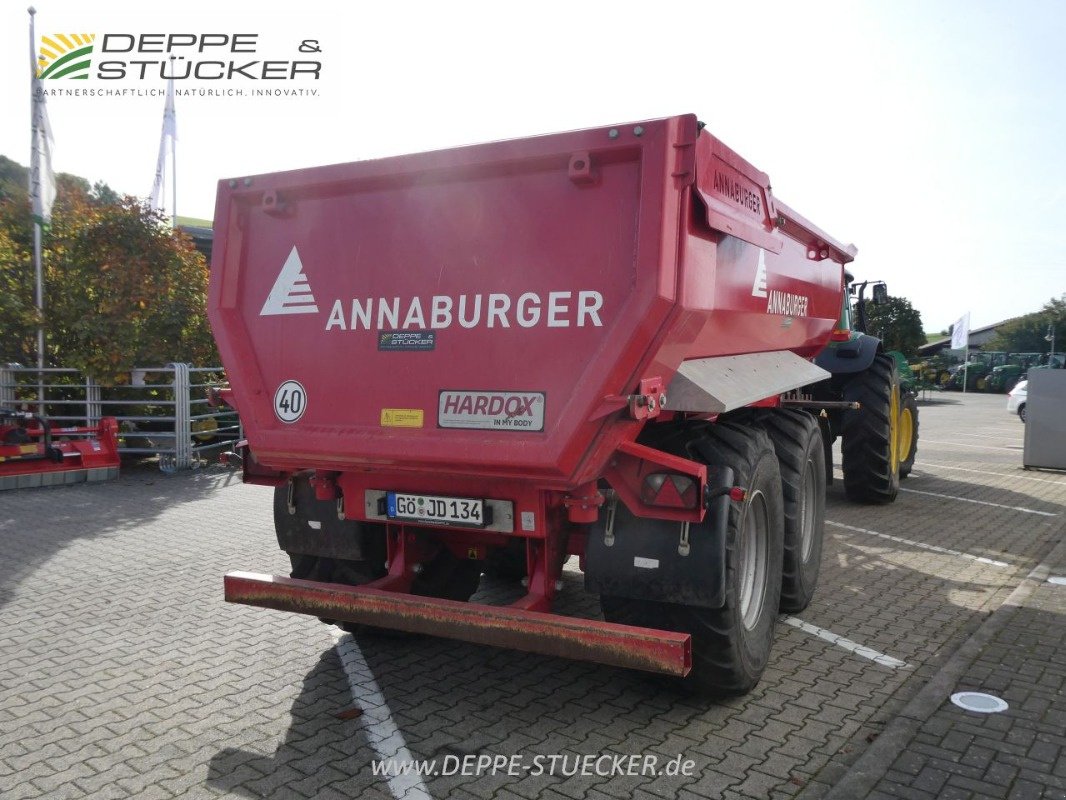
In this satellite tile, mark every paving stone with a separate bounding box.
[1,396,1064,800]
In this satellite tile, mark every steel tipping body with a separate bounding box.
[209,114,851,488]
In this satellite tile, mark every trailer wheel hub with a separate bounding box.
[739,489,769,630]
[800,459,817,561]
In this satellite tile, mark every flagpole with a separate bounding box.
[29,6,45,407]
[169,55,176,227]
[150,59,176,225]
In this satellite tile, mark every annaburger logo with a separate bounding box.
[37,34,96,80]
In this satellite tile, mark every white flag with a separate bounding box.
[149,76,177,214]
[29,13,56,225]
[951,312,970,350]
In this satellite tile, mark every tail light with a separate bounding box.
[641,473,699,509]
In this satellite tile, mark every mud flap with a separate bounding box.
[585,466,733,609]
[274,476,368,561]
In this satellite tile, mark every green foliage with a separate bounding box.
[986,296,1066,354]
[0,155,26,199]
[865,295,926,358]
[0,158,217,382]
[0,156,91,202]
[0,222,37,361]
[90,181,121,204]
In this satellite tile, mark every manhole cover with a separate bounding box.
[950,692,1008,713]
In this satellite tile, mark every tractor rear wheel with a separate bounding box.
[899,394,919,479]
[601,423,784,696]
[754,409,825,613]
[842,353,901,504]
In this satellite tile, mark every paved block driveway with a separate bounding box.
[1,392,1063,799]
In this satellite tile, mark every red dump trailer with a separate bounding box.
[210,114,860,694]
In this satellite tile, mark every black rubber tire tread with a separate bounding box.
[483,540,569,584]
[292,546,481,603]
[601,422,784,696]
[411,549,482,601]
[899,394,919,479]
[288,553,381,630]
[289,547,480,634]
[841,353,900,504]
[752,409,825,613]
[483,540,529,582]
[288,553,380,584]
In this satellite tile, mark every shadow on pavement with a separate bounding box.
[0,463,241,611]
[206,646,396,800]
[205,581,720,799]
[826,472,1064,564]
[915,398,963,406]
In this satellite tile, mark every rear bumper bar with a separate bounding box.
[224,571,691,676]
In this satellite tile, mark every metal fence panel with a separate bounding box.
[0,365,239,473]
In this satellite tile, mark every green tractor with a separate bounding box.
[807,276,918,504]
[909,355,955,389]
[943,352,1015,391]
[1026,352,1066,377]
[943,360,991,391]
[986,353,1043,393]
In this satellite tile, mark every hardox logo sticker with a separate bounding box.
[438,390,545,432]
[751,249,768,298]
[260,246,319,316]
[37,34,96,80]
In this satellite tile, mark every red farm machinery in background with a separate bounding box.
[0,408,119,490]
[210,114,907,695]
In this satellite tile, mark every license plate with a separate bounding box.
[386,491,487,527]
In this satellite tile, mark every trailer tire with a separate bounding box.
[288,547,479,633]
[287,553,383,632]
[899,394,919,479]
[288,553,381,586]
[483,541,528,582]
[754,409,825,613]
[411,549,482,602]
[842,353,901,504]
[601,423,784,696]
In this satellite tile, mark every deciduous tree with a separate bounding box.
[986,296,1066,355]
[0,159,217,383]
[865,295,926,357]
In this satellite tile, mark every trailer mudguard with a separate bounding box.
[814,333,881,375]
[666,351,830,413]
[274,475,375,561]
[584,466,733,608]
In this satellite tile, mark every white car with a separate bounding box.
[1007,379,1027,422]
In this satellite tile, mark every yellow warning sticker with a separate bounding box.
[380,408,424,428]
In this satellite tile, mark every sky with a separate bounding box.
[2,0,1063,333]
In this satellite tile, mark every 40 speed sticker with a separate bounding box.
[274,380,307,423]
